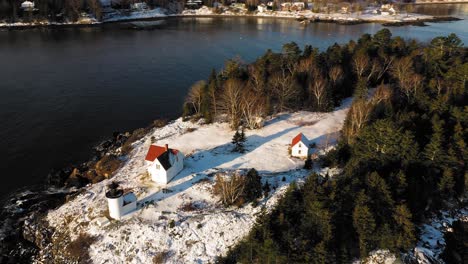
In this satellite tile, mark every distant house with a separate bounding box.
[257,3,267,12]
[145,144,184,184]
[281,2,305,11]
[291,133,310,158]
[106,183,137,220]
[21,1,35,11]
[280,2,291,11]
[186,0,203,9]
[131,2,148,11]
[380,4,397,15]
[291,2,305,11]
[230,3,246,9]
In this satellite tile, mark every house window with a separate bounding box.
[156,164,160,170]
[298,143,301,148]
[298,150,301,154]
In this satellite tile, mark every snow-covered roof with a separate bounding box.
[291,133,309,147]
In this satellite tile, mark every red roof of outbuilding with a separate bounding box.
[291,133,307,146]
[145,145,179,162]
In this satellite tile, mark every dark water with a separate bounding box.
[0,5,467,200]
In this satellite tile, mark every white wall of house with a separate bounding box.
[107,193,137,220]
[291,141,309,158]
[147,152,184,184]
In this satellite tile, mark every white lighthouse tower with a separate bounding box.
[105,182,137,220]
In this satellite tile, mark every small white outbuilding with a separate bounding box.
[21,1,35,11]
[105,183,137,220]
[291,133,310,158]
[145,144,184,184]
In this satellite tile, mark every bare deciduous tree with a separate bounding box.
[87,0,102,20]
[343,99,373,143]
[353,52,370,79]
[391,56,423,101]
[271,74,299,112]
[218,79,244,128]
[309,73,328,110]
[213,172,246,206]
[371,84,392,105]
[241,89,265,129]
[185,80,206,116]
[248,65,265,94]
[328,65,343,86]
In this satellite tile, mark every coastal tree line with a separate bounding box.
[181,31,467,263]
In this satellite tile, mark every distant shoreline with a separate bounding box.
[0,14,463,30]
[0,5,465,30]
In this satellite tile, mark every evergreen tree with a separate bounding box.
[423,115,446,164]
[304,157,313,169]
[392,204,415,250]
[244,168,262,202]
[262,181,271,197]
[231,126,246,153]
[353,192,376,257]
[453,122,467,163]
[438,168,455,197]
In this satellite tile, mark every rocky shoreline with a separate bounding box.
[0,127,144,263]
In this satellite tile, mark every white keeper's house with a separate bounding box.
[145,144,184,184]
[291,133,310,158]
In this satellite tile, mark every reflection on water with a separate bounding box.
[413,3,468,17]
[0,10,467,199]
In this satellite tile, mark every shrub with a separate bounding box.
[152,119,168,129]
[121,128,148,155]
[197,223,203,229]
[95,155,121,178]
[179,202,197,212]
[66,233,97,262]
[152,251,169,264]
[169,220,175,228]
[213,172,246,206]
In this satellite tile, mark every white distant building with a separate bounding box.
[145,144,184,184]
[21,1,35,11]
[105,183,137,220]
[291,133,310,158]
[131,2,148,11]
[257,3,267,12]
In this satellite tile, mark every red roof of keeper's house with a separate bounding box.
[145,144,179,162]
[291,133,308,147]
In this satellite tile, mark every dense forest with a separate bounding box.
[182,30,467,262]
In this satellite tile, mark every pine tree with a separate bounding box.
[438,168,455,197]
[353,78,368,100]
[353,193,376,257]
[393,204,415,250]
[244,168,262,202]
[304,157,313,169]
[231,126,246,153]
[263,180,271,197]
[423,115,446,164]
[453,122,467,163]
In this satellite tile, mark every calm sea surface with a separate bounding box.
[0,4,466,199]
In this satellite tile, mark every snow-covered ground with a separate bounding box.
[42,99,350,263]
[103,8,167,22]
[411,207,468,263]
[180,7,435,23]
